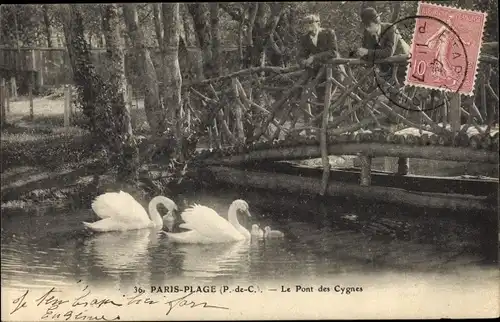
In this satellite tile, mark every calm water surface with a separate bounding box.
[1,185,498,290]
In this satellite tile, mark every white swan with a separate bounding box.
[251,224,264,238]
[264,226,284,238]
[83,191,178,232]
[165,199,252,244]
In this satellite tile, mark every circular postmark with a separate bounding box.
[372,15,469,112]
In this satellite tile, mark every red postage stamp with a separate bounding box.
[405,2,487,95]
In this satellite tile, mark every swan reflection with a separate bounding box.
[83,229,159,272]
[172,240,253,281]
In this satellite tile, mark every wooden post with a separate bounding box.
[320,67,333,195]
[1,78,6,127]
[443,95,449,127]
[29,72,34,121]
[6,79,10,113]
[39,50,44,88]
[64,84,71,128]
[480,73,488,123]
[10,76,17,99]
[450,93,461,133]
[397,157,410,175]
[359,155,372,186]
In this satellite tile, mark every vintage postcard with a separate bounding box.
[1,1,498,321]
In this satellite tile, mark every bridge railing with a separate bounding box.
[182,47,498,151]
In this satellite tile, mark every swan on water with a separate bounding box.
[164,199,252,244]
[264,226,284,238]
[83,191,178,232]
[251,224,264,238]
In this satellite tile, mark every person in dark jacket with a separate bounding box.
[298,14,341,70]
[297,14,344,125]
[355,7,409,81]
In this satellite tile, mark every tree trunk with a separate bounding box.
[42,5,52,47]
[209,3,221,77]
[181,6,193,46]
[102,4,139,182]
[123,3,165,135]
[60,4,97,127]
[162,3,183,161]
[152,4,163,50]
[187,3,213,78]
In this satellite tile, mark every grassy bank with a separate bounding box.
[1,95,153,217]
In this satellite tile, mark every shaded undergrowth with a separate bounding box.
[0,99,177,218]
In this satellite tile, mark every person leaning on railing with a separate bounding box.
[353,7,414,122]
[354,7,410,87]
[297,14,345,123]
[298,14,342,71]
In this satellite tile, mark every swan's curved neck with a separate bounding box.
[227,203,242,228]
[148,197,165,228]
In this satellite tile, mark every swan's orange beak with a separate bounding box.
[246,210,252,218]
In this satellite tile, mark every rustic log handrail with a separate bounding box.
[181,51,498,88]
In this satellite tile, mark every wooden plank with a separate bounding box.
[250,161,498,197]
[205,166,495,213]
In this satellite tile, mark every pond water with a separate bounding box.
[1,183,497,292]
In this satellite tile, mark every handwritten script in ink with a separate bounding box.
[9,282,229,320]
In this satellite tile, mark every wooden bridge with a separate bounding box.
[173,51,499,214]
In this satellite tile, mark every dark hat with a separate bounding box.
[360,7,380,25]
